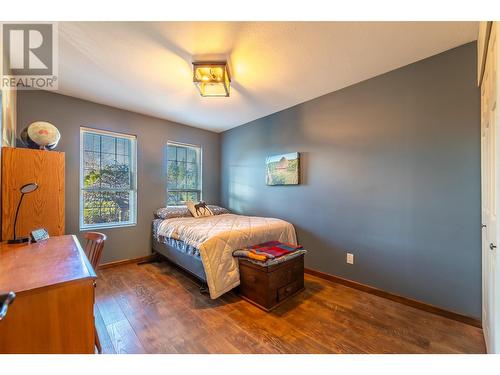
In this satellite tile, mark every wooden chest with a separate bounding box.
[238,254,304,311]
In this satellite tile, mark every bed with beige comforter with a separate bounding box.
[156,213,297,299]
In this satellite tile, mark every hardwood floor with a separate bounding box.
[94,260,486,354]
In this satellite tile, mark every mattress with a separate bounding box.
[153,218,201,259]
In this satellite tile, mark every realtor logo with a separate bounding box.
[1,23,58,90]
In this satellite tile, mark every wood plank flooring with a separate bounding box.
[94,261,486,354]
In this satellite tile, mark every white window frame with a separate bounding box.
[80,127,137,230]
[166,141,203,206]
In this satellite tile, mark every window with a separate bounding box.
[166,142,201,205]
[80,128,137,229]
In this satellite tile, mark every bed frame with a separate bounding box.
[152,238,207,283]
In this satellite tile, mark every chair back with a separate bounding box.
[83,232,107,269]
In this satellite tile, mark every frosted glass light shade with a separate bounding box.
[193,62,230,97]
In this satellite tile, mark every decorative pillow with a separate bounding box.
[154,206,191,220]
[186,201,214,218]
[207,205,230,215]
[154,204,230,219]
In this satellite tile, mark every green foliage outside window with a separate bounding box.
[81,131,136,227]
[166,143,201,205]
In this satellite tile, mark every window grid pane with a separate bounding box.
[81,130,136,228]
[166,143,201,205]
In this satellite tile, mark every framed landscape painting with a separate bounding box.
[266,152,300,185]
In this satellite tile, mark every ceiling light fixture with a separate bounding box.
[192,62,230,97]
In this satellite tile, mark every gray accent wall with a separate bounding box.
[221,42,481,318]
[17,91,220,263]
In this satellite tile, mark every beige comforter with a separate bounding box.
[156,213,297,299]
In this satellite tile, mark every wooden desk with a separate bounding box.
[0,235,97,354]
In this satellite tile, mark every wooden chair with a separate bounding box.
[83,231,107,354]
[84,232,107,270]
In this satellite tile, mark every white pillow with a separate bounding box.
[186,201,214,218]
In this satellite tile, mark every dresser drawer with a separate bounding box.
[277,280,301,302]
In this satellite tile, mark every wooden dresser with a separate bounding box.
[0,235,96,354]
[1,147,65,240]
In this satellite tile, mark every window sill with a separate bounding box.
[80,222,136,231]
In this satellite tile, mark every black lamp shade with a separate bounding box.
[20,183,38,194]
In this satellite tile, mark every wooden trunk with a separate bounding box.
[238,254,305,311]
[1,147,65,240]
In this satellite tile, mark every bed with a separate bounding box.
[152,206,297,299]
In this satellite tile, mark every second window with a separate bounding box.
[166,142,202,205]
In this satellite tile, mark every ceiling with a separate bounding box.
[58,22,478,133]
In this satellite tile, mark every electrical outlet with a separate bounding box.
[346,253,354,265]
